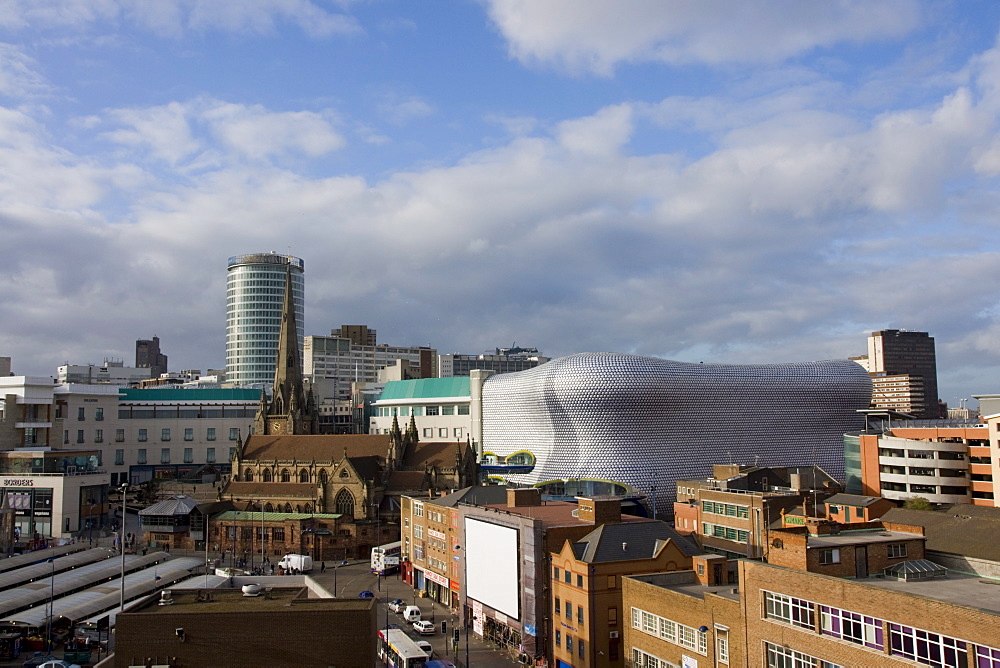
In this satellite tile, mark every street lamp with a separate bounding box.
[118,482,129,612]
[371,501,381,591]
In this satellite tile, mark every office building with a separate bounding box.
[135,336,168,378]
[438,346,548,377]
[57,360,151,386]
[481,353,871,516]
[854,329,940,418]
[226,252,304,388]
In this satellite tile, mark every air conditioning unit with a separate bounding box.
[609,631,619,639]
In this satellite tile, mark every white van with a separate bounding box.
[403,605,421,622]
[278,553,313,573]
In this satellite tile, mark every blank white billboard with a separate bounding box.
[465,517,520,620]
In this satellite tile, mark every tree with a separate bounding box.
[903,496,934,511]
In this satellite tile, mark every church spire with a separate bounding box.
[273,265,303,398]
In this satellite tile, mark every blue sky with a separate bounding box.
[3,0,1000,407]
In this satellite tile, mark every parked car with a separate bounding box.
[388,599,406,613]
[412,620,435,635]
[358,590,375,599]
[415,640,434,657]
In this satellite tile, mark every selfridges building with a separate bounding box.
[480,353,872,515]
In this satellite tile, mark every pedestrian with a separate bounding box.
[321,562,326,573]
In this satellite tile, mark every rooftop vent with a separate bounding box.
[242,584,262,597]
[158,590,174,606]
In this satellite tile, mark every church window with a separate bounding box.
[281,469,290,482]
[284,503,292,513]
[244,468,254,482]
[303,503,312,514]
[339,469,349,478]
[264,503,274,512]
[299,469,309,483]
[319,470,329,484]
[335,489,355,516]
[262,469,272,482]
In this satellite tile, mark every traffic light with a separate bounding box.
[441,621,447,634]
[453,628,460,645]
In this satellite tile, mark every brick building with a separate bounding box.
[549,518,700,667]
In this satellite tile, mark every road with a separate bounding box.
[307,559,524,667]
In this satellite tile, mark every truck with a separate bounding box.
[278,553,313,573]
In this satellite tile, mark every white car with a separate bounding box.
[412,620,435,635]
[415,640,434,657]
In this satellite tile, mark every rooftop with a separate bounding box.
[806,529,922,549]
[376,377,471,402]
[128,587,372,615]
[628,571,741,602]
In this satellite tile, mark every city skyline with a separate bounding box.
[2,2,1000,405]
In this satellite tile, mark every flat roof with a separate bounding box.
[628,572,741,602]
[806,529,922,549]
[127,587,373,615]
[863,571,1000,615]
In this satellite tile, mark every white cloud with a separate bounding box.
[0,0,360,38]
[0,43,52,98]
[484,0,923,74]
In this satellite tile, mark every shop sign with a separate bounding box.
[473,600,483,636]
[429,529,447,540]
[785,516,806,526]
[1,478,37,487]
[450,580,461,591]
[425,570,449,587]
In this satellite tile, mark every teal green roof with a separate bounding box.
[377,377,471,401]
[119,388,261,402]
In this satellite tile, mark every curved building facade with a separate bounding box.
[481,353,872,515]
[226,253,304,388]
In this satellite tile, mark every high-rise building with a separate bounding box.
[135,336,168,378]
[854,329,940,418]
[438,346,548,377]
[226,253,304,388]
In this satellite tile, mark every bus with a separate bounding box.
[371,541,402,575]
[377,628,428,667]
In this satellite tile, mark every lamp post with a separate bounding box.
[46,557,54,652]
[118,482,128,612]
[371,501,381,591]
[258,501,265,571]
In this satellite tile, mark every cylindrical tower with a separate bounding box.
[226,252,305,388]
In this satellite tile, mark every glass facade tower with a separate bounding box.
[226,253,304,388]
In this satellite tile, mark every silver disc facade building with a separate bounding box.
[481,353,872,515]
[226,253,305,388]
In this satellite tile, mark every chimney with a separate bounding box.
[506,488,542,508]
[576,497,622,525]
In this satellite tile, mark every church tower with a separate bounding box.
[253,266,319,435]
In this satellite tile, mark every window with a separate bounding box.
[184,448,193,464]
[608,607,617,624]
[577,574,583,587]
[184,428,193,441]
[273,527,285,541]
[553,566,560,580]
[578,639,584,658]
[161,448,170,464]
[77,430,84,444]
[820,606,883,649]
[565,604,572,620]
[554,598,561,615]
[454,427,463,438]
[764,591,815,630]
[819,548,840,565]
[555,630,560,647]
[138,429,147,442]
[442,405,455,415]
[137,449,147,464]
[578,605,584,623]
[78,407,85,421]
[423,428,432,437]
[161,428,171,441]
[115,449,124,465]
[889,623,967,667]
[94,429,103,443]
[206,447,216,463]
[438,428,447,438]
[887,543,907,559]
[607,575,616,589]
[115,429,125,442]
[632,606,708,654]
[95,408,103,421]
[207,428,216,441]
[765,642,843,668]
[63,430,68,444]
[229,427,239,440]
[566,636,573,653]
[426,406,439,416]
[632,648,668,668]
[718,634,729,664]
[458,405,470,415]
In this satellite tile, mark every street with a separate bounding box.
[307,559,523,667]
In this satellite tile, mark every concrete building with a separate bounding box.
[225,252,304,388]
[112,584,376,668]
[853,329,941,418]
[847,424,989,506]
[57,360,151,386]
[135,336,168,379]
[672,464,841,561]
[549,517,699,668]
[438,346,548,377]
[482,353,871,516]
[370,377,474,443]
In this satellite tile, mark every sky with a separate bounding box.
[2,1,1000,408]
